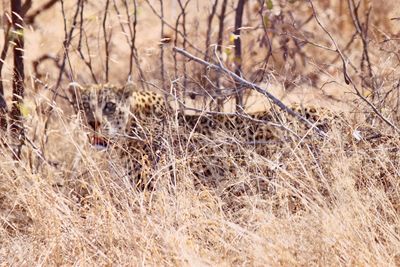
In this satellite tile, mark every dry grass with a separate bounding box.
[1,96,399,265]
[1,0,400,265]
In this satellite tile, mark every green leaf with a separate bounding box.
[8,29,24,41]
[229,33,240,44]
[18,103,30,118]
[266,0,273,10]
[263,15,270,28]
[224,47,232,56]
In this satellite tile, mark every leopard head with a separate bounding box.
[68,83,134,138]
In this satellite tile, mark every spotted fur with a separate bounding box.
[68,83,343,190]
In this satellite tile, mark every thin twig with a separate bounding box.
[0,16,11,117]
[32,54,69,81]
[173,47,327,136]
[348,0,376,99]
[44,0,81,146]
[159,0,165,89]
[54,0,81,93]
[233,0,245,110]
[122,0,146,87]
[204,0,219,62]
[308,0,400,133]
[77,0,97,83]
[25,0,59,24]
[143,0,204,55]
[216,0,228,111]
[258,0,272,68]
[102,0,110,83]
[10,0,26,159]
[177,0,191,91]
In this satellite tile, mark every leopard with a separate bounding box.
[68,83,400,216]
[68,82,169,189]
[67,82,372,194]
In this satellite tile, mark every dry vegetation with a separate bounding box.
[1,0,400,265]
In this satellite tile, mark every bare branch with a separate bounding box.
[0,16,11,119]
[308,0,400,133]
[143,0,204,55]
[233,0,245,110]
[25,0,59,24]
[216,0,227,52]
[76,0,97,83]
[215,0,228,111]
[258,0,272,68]
[159,0,165,88]
[348,0,376,97]
[102,0,110,83]
[177,0,191,91]
[173,46,327,136]
[54,0,81,93]
[204,0,219,61]
[10,0,26,158]
[122,0,146,87]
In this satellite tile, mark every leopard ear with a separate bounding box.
[122,82,135,98]
[67,82,83,110]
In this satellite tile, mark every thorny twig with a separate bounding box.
[173,47,327,137]
[308,0,400,133]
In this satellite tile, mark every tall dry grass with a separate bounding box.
[1,95,400,265]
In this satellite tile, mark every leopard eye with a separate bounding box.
[103,102,116,115]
